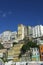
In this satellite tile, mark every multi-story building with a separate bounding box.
[27,26,32,37]
[17,24,28,40]
[11,31,18,43]
[1,31,12,42]
[0,31,18,49]
[32,25,43,38]
[0,31,18,43]
[31,48,40,61]
[24,26,28,37]
[17,24,24,40]
[36,38,43,45]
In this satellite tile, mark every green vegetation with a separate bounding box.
[0,43,4,49]
[19,40,39,58]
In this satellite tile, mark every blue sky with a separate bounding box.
[0,0,43,33]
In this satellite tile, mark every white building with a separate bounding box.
[31,48,39,56]
[32,25,43,38]
[11,31,18,42]
[0,31,18,45]
[27,26,32,37]
[1,31,12,42]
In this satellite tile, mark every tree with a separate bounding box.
[19,40,39,58]
[0,43,4,49]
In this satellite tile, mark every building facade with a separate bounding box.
[0,31,18,43]
[32,25,43,38]
[31,48,40,61]
[27,26,32,37]
[17,24,28,40]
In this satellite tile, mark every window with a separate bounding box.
[42,53,43,55]
[41,48,42,50]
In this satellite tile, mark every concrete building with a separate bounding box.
[11,31,18,43]
[36,38,43,45]
[0,31,18,49]
[32,25,43,38]
[3,42,13,49]
[27,26,32,37]
[17,24,28,40]
[17,24,24,40]
[1,31,12,42]
[31,48,40,61]
[0,31,17,43]
[24,26,28,37]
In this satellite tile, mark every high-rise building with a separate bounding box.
[17,24,28,40]
[32,25,43,38]
[24,26,28,37]
[17,24,24,40]
[11,31,18,42]
[27,26,32,37]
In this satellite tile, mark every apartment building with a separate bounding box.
[0,31,18,49]
[0,31,17,43]
[31,48,40,61]
[17,24,24,40]
[24,26,28,37]
[17,24,27,40]
[27,26,32,37]
[1,31,12,42]
[32,25,43,38]
[10,31,18,43]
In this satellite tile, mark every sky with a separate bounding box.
[0,0,43,33]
